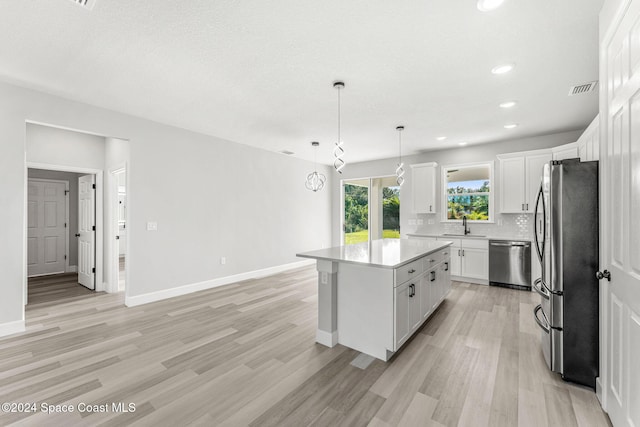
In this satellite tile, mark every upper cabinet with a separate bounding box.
[411,162,438,214]
[577,116,600,161]
[551,142,579,160]
[498,150,552,213]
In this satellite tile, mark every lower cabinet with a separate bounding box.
[394,253,452,351]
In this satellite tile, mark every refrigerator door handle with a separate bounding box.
[533,278,550,299]
[534,304,550,334]
[533,183,546,263]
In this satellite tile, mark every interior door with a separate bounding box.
[78,174,96,290]
[601,1,640,425]
[27,179,67,276]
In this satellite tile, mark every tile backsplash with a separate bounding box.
[407,213,534,241]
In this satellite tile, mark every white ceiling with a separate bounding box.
[0,0,603,164]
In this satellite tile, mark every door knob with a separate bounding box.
[596,270,611,281]
[75,233,81,237]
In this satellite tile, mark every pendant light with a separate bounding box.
[395,125,405,186]
[305,141,326,192]
[333,81,346,174]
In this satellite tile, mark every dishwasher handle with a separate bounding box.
[489,241,530,247]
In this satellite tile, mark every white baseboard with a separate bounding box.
[0,320,25,338]
[67,265,78,273]
[596,377,604,408]
[125,259,315,307]
[316,329,338,347]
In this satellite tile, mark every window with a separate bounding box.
[442,162,493,222]
[342,176,400,245]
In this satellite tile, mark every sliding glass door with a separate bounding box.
[343,176,400,245]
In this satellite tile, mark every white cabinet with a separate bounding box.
[394,282,412,349]
[411,162,438,214]
[552,142,579,160]
[460,247,488,280]
[577,116,599,161]
[498,150,552,213]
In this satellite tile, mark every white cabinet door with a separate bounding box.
[524,152,552,213]
[395,282,411,349]
[461,248,488,280]
[411,163,437,214]
[499,156,526,213]
[420,273,431,320]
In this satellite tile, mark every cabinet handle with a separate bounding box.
[522,203,525,211]
[458,249,461,256]
[408,269,416,274]
[462,249,465,256]
[429,205,432,212]
[428,259,435,263]
[444,262,449,271]
[409,284,415,297]
[443,252,448,255]
[430,271,436,282]
[526,203,529,210]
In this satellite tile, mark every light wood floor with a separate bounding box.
[2,267,611,426]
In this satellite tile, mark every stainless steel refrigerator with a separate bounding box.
[532,158,599,389]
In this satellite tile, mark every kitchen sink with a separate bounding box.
[441,233,486,237]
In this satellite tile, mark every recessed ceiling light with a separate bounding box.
[458,142,468,146]
[436,136,447,141]
[491,63,515,75]
[477,0,505,12]
[504,123,518,129]
[499,101,517,108]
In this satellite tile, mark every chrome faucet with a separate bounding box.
[463,215,471,235]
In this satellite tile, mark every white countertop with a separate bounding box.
[297,238,452,269]
[406,233,531,242]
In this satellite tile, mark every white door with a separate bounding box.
[78,175,96,290]
[601,1,640,426]
[27,180,67,276]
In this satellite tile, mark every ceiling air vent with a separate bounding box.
[280,150,295,156]
[69,0,96,10]
[568,81,598,96]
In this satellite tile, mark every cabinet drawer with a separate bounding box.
[422,251,444,270]
[461,239,488,250]
[395,259,423,286]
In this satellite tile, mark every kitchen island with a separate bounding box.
[297,238,452,361]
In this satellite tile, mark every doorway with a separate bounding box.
[342,175,400,245]
[26,167,100,305]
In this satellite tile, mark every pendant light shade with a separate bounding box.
[305,141,326,192]
[333,81,346,174]
[396,126,405,186]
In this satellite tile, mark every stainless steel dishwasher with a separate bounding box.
[489,240,531,290]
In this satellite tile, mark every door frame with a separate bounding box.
[26,177,71,276]
[108,164,128,293]
[24,162,104,301]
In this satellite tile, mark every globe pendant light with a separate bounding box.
[305,141,326,192]
[333,81,346,174]
[396,125,405,186]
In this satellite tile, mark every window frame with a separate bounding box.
[440,161,494,223]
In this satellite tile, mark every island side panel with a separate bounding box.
[315,260,339,346]
[337,263,394,361]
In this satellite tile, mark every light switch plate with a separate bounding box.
[408,219,416,226]
[147,221,158,231]
[428,219,435,225]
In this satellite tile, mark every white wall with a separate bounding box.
[26,123,106,170]
[0,81,332,333]
[331,130,584,245]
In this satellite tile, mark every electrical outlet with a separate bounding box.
[428,219,434,225]
[408,219,416,226]
[220,257,226,265]
[417,219,424,225]
[146,221,158,231]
